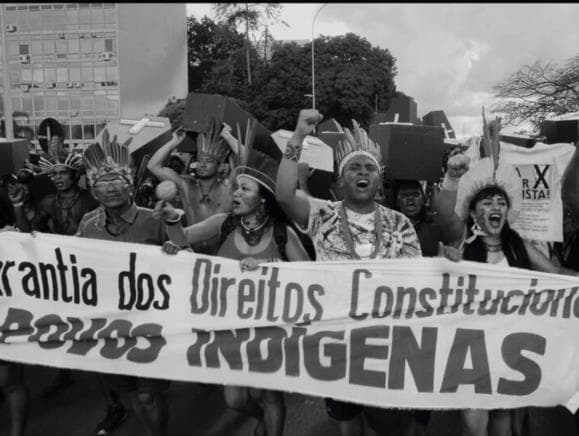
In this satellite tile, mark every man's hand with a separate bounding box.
[446,154,470,179]
[293,109,323,142]
[152,200,180,222]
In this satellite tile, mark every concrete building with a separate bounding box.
[0,3,187,147]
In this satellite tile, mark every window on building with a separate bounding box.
[8,41,19,57]
[53,8,65,27]
[33,94,45,116]
[83,124,95,140]
[93,36,104,53]
[103,8,116,27]
[71,123,83,139]
[79,8,91,26]
[43,38,55,54]
[44,67,56,83]
[30,9,42,31]
[66,7,79,30]
[22,95,33,114]
[105,66,118,84]
[19,44,29,55]
[106,97,118,116]
[91,7,104,25]
[21,68,32,82]
[81,95,94,116]
[80,36,92,54]
[94,66,105,82]
[69,67,81,82]
[31,41,43,56]
[56,39,67,55]
[56,67,68,83]
[11,97,22,112]
[70,94,81,112]
[32,66,43,83]
[104,38,113,53]
[46,95,58,114]
[81,64,93,82]
[58,95,69,115]
[41,6,54,31]
[94,94,106,114]
[67,38,79,54]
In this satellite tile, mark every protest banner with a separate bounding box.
[501,142,575,242]
[0,232,577,412]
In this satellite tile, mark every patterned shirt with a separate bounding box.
[77,203,165,245]
[306,199,422,261]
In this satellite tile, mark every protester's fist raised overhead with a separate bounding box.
[446,154,470,179]
[293,109,323,140]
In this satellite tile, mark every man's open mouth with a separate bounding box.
[356,180,369,188]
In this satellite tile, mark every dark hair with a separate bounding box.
[392,179,424,199]
[219,183,290,261]
[464,186,530,269]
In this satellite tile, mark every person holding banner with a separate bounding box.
[0,193,27,436]
[78,130,170,436]
[148,122,236,255]
[275,110,421,436]
[442,115,577,436]
[155,120,310,436]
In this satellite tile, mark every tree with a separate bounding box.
[187,16,245,92]
[214,3,287,85]
[492,54,579,128]
[251,33,397,131]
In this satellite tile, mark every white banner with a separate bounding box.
[502,142,575,242]
[0,232,578,412]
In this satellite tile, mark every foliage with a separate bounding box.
[492,55,579,128]
[251,33,397,130]
[187,16,245,91]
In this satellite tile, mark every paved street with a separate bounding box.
[0,365,575,436]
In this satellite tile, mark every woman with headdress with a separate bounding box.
[155,121,310,436]
[442,113,576,436]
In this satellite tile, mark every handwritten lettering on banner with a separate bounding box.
[0,232,577,412]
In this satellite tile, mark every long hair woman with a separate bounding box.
[154,123,310,436]
[448,117,576,436]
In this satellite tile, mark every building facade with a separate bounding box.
[0,3,187,147]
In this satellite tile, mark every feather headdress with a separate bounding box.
[83,129,134,186]
[334,120,382,175]
[36,136,84,173]
[232,119,278,194]
[197,118,230,162]
[455,108,521,224]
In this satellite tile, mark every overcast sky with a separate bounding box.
[186,3,579,137]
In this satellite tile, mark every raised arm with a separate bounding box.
[276,109,323,228]
[432,154,471,246]
[147,130,188,191]
[523,240,578,276]
[562,145,579,220]
[153,200,227,247]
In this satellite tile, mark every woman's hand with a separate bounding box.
[7,183,25,205]
[438,242,462,262]
[161,241,181,255]
[240,257,262,272]
[446,154,470,179]
[153,200,180,222]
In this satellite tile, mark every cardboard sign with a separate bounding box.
[182,93,281,161]
[540,118,579,145]
[95,116,172,171]
[0,138,29,175]
[369,123,446,181]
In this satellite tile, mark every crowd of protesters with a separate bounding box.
[0,106,578,436]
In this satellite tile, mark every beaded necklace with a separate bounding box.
[338,202,383,259]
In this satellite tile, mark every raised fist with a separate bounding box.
[294,109,323,140]
[446,154,470,179]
